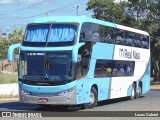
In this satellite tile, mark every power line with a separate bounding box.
[0,0,47,13]
[78,9,93,15]
[43,0,84,15]
[1,0,84,22]
[0,0,89,23]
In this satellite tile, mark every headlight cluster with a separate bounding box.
[19,88,30,95]
[58,87,75,96]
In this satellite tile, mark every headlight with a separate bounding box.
[19,88,30,95]
[58,87,75,96]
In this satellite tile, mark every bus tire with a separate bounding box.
[84,87,98,109]
[130,83,136,100]
[138,83,142,98]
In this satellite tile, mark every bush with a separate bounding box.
[0,73,18,84]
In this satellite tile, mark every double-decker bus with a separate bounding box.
[8,16,150,109]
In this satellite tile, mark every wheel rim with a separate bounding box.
[139,86,142,95]
[131,86,135,97]
[90,91,95,104]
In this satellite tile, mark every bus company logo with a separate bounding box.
[2,112,11,117]
[119,48,140,60]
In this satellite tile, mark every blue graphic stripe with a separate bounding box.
[91,43,115,60]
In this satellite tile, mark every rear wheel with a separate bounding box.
[84,87,98,109]
[138,83,142,98]
[130,83,136,100]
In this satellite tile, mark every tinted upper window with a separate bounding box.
[23,24,77,47]
[80,22,149,49]
[80,22,100,42]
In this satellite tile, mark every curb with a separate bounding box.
[150,89,160,91]
[0,83,18,96]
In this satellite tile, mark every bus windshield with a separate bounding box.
[19,51,75,82]
[23,24,77,46]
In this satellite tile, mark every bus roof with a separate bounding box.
[30,16,116,28]
[116,24,149,36]
[30,16,149,36]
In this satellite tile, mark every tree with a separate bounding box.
[0,28,23,60]
[9,28,24,43]
[0,39,10,60]
[148,23,160,81]
[127,0,160,81]
[127,0,148,20]
[86,0,127,23]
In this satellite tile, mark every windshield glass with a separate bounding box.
[19,51,74,81]
[23,24,77,46]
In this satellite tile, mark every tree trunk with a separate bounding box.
[151,66,154,77]
[153,59,160,82]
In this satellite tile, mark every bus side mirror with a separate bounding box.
[8,43,21,62]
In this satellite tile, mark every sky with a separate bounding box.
[0,0,124,33]
[0,0,93,33]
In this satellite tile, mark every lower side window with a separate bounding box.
[94,59,135,78]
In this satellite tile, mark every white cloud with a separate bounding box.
[0,0,15,4]
[0,0,46,4]
[19,0,45,4]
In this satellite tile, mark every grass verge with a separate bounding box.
[0,94,19,99]
[0,73,18,84]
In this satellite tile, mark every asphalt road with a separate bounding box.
[0,90,160,112]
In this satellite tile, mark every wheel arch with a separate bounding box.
[92,84,98,95]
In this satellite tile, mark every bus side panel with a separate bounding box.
[96,78,111,101]
[91,43,114,60]
[111,77,139,99]
[141,61,150,94]
[127,85,132,97]
[76,80,84,104]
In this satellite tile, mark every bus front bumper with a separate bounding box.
[19,88,77,105]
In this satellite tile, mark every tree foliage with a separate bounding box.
[86,0,127,23]
[0,28,23,60]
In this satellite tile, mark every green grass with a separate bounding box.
[0,73,18,84]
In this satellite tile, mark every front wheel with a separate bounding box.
[84,87,98,109]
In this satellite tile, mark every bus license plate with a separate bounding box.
[38,98,48,103]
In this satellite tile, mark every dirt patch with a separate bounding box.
[0,59,18,73]
[150,84,160,90]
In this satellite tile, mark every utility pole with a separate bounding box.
[76,6,79,16]
[0,27,2,38]
[6,26,9,39]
